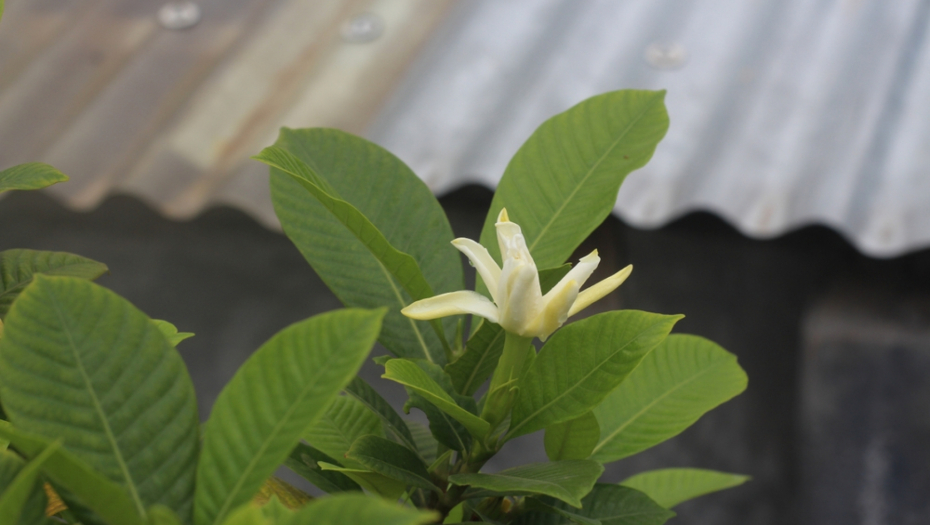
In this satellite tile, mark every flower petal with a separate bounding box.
[497,258,541,335]
[496,209,523,260]
[567,264,633,318]
[544,250,600,302]
[452,238,502,303]
[533,279,580,342]
[401,291,499,324]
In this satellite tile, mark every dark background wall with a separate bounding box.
[2,186,928,525]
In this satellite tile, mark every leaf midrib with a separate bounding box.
[269,154,437,363]
[401,379,483,433]
[375,260,434,363]
[211,369,344,524]
[590,360,728,456]
[461,472,575,502]
[346,380,419,452]
[461,327,504,394]
[0,282,28,302]
[428,403,468,453]
[507,320,665,439]
[353,453,433,490]
[46,286,147,518]
[527,97,660,256]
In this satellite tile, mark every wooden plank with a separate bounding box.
[42,0,281,208]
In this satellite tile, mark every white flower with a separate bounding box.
[401,209,632,341]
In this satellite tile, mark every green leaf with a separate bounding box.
[446,265,571,396]
[0,443,57,525]
[0,455,47,525]
[263,128,462,365]
[219,505,268,525]
[282,493,438,525]
[0,275,199,521]
[195,308,385,525]
[317,463,407,500]
[536,484,675,525]
[399,359,477,453]
[254,477,311,512]
[406,421,438,464]
[148,505,185,525]
[152,320,195,346]
[405,392,471,454]
[285,443,362,494]
[0,249,108,319]
[449,460,603,508]
[442,501,464,524]
[258,145,450,361]
[478,90,668,270]
[544,411,600,461]
[345,436,437,492]
[590,334,747,463]
[524,497,601,525]
[0,421,144,525]
[508,311,682,439]
[382,359,490,440]
[619,468,750,508]
[0,163,68,192]
[344,377,420,455]
[428,449,454,477]
[445,320,505,396]
[304,396,383,468]
[259,496,293,520]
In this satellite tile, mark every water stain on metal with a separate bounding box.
[644,41,688,70]
[341,12,384,43]
[158,2,201,30]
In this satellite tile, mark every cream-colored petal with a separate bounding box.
[544,250,600,302]
[533,279,580,342]
[401,291,499,324]
[496,209,523,260]
[452,238,502,303]
[497,259,541,335]
[567,264,633,318]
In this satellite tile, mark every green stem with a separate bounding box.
[480,332,532,430]
[492,332,533,391]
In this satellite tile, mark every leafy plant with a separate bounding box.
[0,89,749,524]
[254,89,750,523]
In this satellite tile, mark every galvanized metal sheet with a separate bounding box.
[369,0,930,257]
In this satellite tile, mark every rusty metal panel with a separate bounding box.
[0,0,453,228]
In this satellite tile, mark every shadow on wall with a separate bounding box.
[1,185,928,525]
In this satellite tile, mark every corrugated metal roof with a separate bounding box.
[0,0,452,227]
[370,0,930,258]
[2,0,929,257]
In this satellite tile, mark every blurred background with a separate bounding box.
[1,0,929,523]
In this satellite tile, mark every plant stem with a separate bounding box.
[492,332,533,392]
[480,331,533,433]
